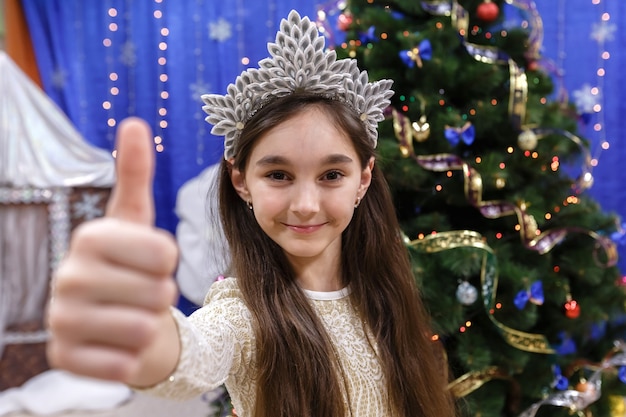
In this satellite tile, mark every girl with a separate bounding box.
[47,10,456,417]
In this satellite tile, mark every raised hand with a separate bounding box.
[47,118,180,386]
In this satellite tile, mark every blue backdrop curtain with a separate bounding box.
[20,0,626,274]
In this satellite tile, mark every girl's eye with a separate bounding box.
[323,170,344,181]
[268,171,288,181]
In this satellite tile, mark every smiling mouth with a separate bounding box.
[285,223,326,233]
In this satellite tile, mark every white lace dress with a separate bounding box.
[143,278,391,416]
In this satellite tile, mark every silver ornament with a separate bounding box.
[456,281,478,305]
[518,129,538,151]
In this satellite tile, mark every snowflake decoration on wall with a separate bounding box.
[572,83,600,115]
[208,18,232,42]
[51,68,67,89]
[120,41,137,67]
[73,193,104,221]
[189,81,212,102]
[590,21,616,43]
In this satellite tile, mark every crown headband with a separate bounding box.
[201,10,394,160]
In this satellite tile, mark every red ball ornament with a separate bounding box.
[575,381,588,393]
[527,60,539,71]
[563,299,581,319]
[476,0,499,23]
[337,12,353,31]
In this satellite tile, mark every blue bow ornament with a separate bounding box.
[444,122,475,146]
[514,280,544,310]
[399,39,432,68]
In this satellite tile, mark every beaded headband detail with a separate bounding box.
[201,10,394,160]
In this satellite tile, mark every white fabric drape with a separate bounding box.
[0,51,115,189]
[175,163,230,305]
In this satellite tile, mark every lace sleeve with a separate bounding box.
[137,279,253,401]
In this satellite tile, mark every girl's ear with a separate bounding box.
[359,156,375,197]
[229,162,250,202]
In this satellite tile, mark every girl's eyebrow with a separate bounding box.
[324,154,354,164]
[255,154,353,167]
[255,155,289,167]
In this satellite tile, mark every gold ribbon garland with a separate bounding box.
[508,59,528,130]
[410,153,617,267]
[409,230,555,353]
[391,105,617,265]
[447,366,514,398]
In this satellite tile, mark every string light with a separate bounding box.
[590,1,610,167]
[155,0,167,153]
[556,0,611,171]
[101,0,292,162]
[105,3,119,152]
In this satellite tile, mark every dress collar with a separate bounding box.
[302,286,351,301]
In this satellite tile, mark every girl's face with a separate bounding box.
[231,107,373,271]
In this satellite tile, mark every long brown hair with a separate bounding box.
[217,93,456,417]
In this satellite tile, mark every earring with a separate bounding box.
[247,200,253,210]
[354,196,361,208]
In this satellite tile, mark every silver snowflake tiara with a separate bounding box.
[201,9,394,160]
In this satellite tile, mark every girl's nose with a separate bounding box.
[290,182,320,215]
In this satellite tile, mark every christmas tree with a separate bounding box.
[322,0,626,415]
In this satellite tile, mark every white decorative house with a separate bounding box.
[0,51,115,389]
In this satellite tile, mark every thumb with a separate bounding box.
[106,117,155,225]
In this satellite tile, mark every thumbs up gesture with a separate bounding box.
[47,118,181,386]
